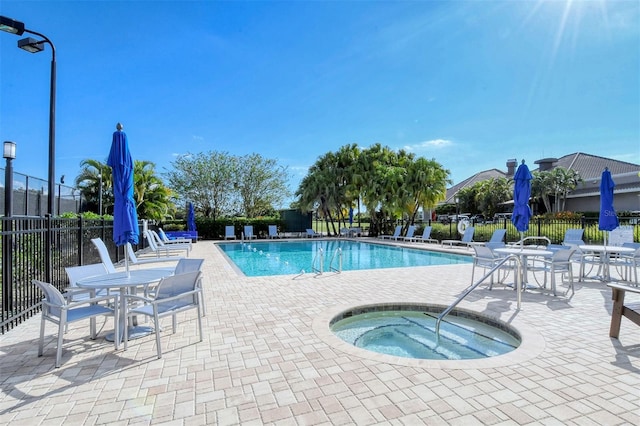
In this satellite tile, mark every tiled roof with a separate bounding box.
[445,169,506,203]
[549,152,639,180]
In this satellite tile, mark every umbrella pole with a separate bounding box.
[125,243,130,277]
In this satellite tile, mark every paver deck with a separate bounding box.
[1,239,639,425]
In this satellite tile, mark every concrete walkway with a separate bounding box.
[1,239,639,425]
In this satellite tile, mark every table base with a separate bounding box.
[105,325,154,342]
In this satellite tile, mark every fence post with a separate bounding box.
[2,218,13,314]
[45,214,53,284]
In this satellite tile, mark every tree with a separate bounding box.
[236,153,291,218]
[75,159,173,219]
[165,151,289,219]
[474,177,511,218]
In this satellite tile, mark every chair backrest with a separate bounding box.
[149,230,166,246]
[91,238,117,273]
[552,247,576,263]
[405,225,416,238]
[154,271,202,306]
[33,280,66,317]
[268,225,278,237]
[473,245,496,261]
[158,228,171,242]
[225,225,235,238]
[65,263,108,289]
[392,225,402,237]
[461,227,475,242]
[489,229,506,243]
[174,258,204,275]
[244,225,254,237]
[126,243,140,264]
[306,229,316,236]
[421,226,432,239]
[563,229,585,246]
[144,230,160,252]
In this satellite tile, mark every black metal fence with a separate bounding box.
[0,216,147,334]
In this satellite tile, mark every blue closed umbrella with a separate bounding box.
[107,123,138,272]
[187,202,196,232]
[599,168,619,245]
[348,207,354,226]
[511,160,533,237]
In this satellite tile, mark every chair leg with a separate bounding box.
[56,321,65,368]
[38,314,46,357]
[154,310,162,359]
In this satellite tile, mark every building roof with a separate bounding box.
[445,152,640,203]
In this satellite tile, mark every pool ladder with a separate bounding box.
[311,247,343,275]
[434,254,522,345]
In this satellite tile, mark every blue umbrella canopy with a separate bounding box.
[511,160,533,233]
[598,168,619,232]
[187,202,196,232]
[348,207,354,226]
[107,124,139,247]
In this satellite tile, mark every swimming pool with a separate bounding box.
[217,240,471,277]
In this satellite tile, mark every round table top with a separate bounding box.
[494,247,553,257]
[77,269,173,289]
[578,245,635,253]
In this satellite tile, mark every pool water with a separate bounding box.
[331,310,520,360]
[218,240,471,277]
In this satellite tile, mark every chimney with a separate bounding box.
[506,159,517,177]
[534,157,558,172]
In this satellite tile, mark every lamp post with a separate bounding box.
[98,173,103,216]
[0,16,56,217]
[455,196,459,225]
[3,141,16,313]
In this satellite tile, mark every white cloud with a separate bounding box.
[404,139,453,151]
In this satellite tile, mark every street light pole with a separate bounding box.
[3,141,16,313]
[0,16,56,217]
[98,173,103,216]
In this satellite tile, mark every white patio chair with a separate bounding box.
[306,229,323,238]
[531,247,576,296]
[123,270,203,359]
[33,279,119,368]
[175,258,206,316]
[64,263,111,301]
[471,245,512,289]
[126,242,183,266]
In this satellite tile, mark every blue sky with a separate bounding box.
[1,0,638,207]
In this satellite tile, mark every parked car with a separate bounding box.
[470,214,485,224]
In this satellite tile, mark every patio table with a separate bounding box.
[494,247,553,290]
[77,269,173,342]
[578,245,635,282]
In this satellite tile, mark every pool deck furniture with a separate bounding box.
[224,225,236,240]
[268,225,281,239]
[494,246,553,291]
[607,282,640,338]
[441,226,475,249]
[578,244,635,282]
[306,229,323,238]
[378,225,402,240]
[407,226,438,244]
[4,240,639,424]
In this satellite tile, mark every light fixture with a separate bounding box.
[18,37,44,53]
[3,141,16,159]
[0,16,25,35]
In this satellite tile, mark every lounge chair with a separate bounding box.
[149,230,192,256]
[91,238,118,273]
[144,230,190,257]
[562,228,585,248]
[400,225,417,241]
[158,228,193,245]
[379,225,402,240]
[472,229,507,249]
[407,226,438,244]
[306,229,322,238]
[268,225,281,239]
[244,225,257,240]
[225,225,236,240]
[441,226,475,248]
[126,243,183,267]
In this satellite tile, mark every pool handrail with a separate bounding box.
[435,254,522,345]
